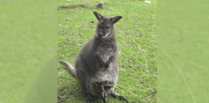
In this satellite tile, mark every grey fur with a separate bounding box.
[59,60,77,79]
[60,12,129,103]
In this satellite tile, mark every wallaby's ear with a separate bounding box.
[102,81,108,85]
[110,16,122,24]
[93,11,104,21]
[91,82,98,87]
[92,82,102,87]
[105,85,114,89]
[97,82,103,86]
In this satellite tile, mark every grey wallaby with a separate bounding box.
[60,11,129,103]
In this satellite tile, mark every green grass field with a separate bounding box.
[57,0,157,103]
[2,0,209,103]
[0,0,57,103]
[157,1,209,103]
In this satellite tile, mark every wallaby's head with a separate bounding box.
[93,11,122,39]
[91,82,108,103]
[91,81,114,103]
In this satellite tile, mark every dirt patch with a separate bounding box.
[69,87,83,97]
[60,86,67,92]
[57,75,61,79]
[58,5,89,10]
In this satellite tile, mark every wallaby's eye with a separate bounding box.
[106,27,110,29]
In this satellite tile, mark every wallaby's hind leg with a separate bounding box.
[110,92,129,103]
[76,56,97,103]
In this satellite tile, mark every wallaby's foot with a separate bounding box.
[87,97,95,103]
[85,93,95,103]
[110,92,129,103]
[88,101,94,103]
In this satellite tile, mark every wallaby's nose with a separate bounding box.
[98,32,103,38]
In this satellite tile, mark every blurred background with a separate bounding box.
[1,0,209,103]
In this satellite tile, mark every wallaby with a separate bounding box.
[60,11,129,103]
[91,81,110,103]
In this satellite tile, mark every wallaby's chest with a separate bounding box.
[90,68,118,85]
[96,43,117,63]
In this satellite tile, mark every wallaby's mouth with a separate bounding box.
[97,32,111,39]
[96,34,106,39]
[97,33,103,38]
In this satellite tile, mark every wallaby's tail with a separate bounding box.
[59,60,77,79]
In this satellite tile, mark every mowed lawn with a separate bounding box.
[57,0,157,103]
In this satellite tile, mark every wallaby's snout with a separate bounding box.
[92,82,108,103]
[93,11,122,39]
[97,31,104,38]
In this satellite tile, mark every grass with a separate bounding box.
[0,0,56,103]
[57,0,157,103]
[157,0,209,103]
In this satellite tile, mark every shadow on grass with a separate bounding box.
[58,5,90,10]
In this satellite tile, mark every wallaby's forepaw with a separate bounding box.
[104,63,109,69]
